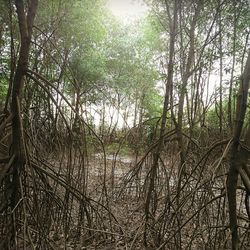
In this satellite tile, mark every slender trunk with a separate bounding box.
[177,0,202,166]
[133,91,138,127]
[4,1,16,113]
[10,0,38,244]
[227,49,250,250]
[175,3,202,248]
[228,2,237,132]
[218,6,223,136]
[144,0,178,246]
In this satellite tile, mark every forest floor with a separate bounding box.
[29,148,249,250]
[47,153,148,249]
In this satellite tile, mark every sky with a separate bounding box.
[107,0,148,21]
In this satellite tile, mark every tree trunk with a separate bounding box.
[176,0,202,166]
[9,0,38,244]
[227,2,237,132]
[227,49,250,250]
[144,0,178,246]
[218,6,223,136]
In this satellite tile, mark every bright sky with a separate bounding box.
[107,0,148,21]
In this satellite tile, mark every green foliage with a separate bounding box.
[0,79,8,106]
[206,106,220,129]
[142,88,163,119]
[206,100,230,130]
[140,14,163,52]
[70,48,106,85]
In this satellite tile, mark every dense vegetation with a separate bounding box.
[0,0,250,249]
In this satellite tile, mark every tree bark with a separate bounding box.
[176,0,202,166]
[9,0,38,244]
[227,1,237,132]
[144,0,178,246]
[227,49,250,250]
